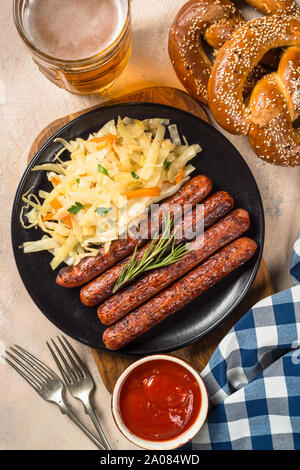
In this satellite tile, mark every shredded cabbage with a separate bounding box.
[20,117,202,269]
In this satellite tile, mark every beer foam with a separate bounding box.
[25,0,124,60]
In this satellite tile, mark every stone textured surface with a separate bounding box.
[0,0,299,450]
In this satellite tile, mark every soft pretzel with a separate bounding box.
[169,0,244,105]
[208,16,300,166]
[248,46,300,166]
[245,0,300,15]
[168,0,300,105]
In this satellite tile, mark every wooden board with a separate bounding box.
[27,86,274,394]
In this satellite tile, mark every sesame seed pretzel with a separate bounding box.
[246,0,299,16]
[248,46,300,166]
[168,0,300,105]
[208,16,300,166]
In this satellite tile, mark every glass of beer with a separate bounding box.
[13,0,132,95]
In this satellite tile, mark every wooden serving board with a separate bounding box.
[27,86,274,394]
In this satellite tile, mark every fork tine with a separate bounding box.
[61,336,86,378]
[5,357,39,391]
[5,351,43,388]
[50,339,78,382]
[47,341,73,384]
[14,345,55,378]
[10,346,49,381]
[59,336,85,379]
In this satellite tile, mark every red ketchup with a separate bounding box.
[118,359,201,441]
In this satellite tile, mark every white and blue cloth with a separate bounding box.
[189,231,300,450]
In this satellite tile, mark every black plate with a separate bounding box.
[11,103,264,355]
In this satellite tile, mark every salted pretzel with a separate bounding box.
[168,0,300,105]
[208,16,300,166]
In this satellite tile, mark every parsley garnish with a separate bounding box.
[68,202,83,215]
[164,159,171,170]
[98,164,110,177]
[131,171,139,180]
[95,207,112,216]
[76,178,80,184]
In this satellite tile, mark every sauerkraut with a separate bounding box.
[20,117,201,269]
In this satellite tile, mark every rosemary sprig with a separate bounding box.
[112,213,191,293]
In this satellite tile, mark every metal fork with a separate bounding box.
[47,336,111,450]
[4,345,105,450]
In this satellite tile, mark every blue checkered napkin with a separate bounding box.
[191,233,300,450]
[291,232,300,286]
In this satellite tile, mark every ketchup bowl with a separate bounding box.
[111,354,209,450]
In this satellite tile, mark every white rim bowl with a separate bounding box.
[111,354,209,450]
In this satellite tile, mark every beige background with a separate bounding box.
[0,0,299,450]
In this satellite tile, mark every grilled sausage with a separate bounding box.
[80,191,234,307]
[98,207,249,325]
[102,237,257,350]
[55,175,212,288]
